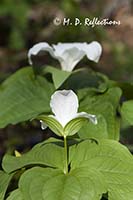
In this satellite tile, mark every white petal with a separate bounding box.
[57,47,85,71]
[40,120,47,130]
[53,43,87,55]
[52,42,102,71]
[85,41,102,63]
[50,90,79,127]
[74,112,97,125]
[28,42,102,70]
[28,42,54,65]
[53,43,86,71]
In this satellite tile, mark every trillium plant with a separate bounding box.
[39,89,97,174]
[0,41,133,200]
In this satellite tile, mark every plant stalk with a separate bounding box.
[64,135,68,174]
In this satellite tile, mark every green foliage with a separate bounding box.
[6,189,23,200]
[38,115,89,137]
[2,138,133,200]
[0,48,132,199]
[70,139,133,200]
[2,138,64,173]
[79,114,108,139]
[44,66,72,89]
[0,171,14,199]
[37,115,64,136]
[0,67,54,128]
[78,87,122,140]
[18,167,105,200]
[63,117,88,136]
[0,0,132,198]
[62,69,108,92]
[121,100,133,125]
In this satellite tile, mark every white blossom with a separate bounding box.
[41,90,97,129]
[28,42,102,72]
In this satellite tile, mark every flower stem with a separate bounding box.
[64,136,68,174]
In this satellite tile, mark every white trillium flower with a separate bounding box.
[40,90,97,136]
[50,90,97,126]
[28,42,102,72]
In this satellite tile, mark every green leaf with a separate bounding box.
[0,170,14,200]
[37,115,64,136]
[2,139,64,173]
[6,189,23,200]
[0,67,54,128]
[63,68,109,92]
[78,114,108,139]
[78,87,122,140]
[18,167,106,200]
[44,66,72,89]
[70,139,133,200]
[121,100,133,125]
[79,87,122,111]
[5,139,133,200]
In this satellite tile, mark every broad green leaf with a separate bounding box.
[121,100,133,125]
[63,68,109,92]
[18,167,106,200]
[78,87,122,140]
[5,139,133,200]
[80,102,119,140]
[44,66,71,89]
[0,67,55,128]
[78,87,122,111]
[0,170,14,200]
[70,139,133,200]
[6,189,23,200]
[78,114,108,139]
[2,140,64,173]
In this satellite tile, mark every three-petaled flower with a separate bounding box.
[28,42,102,72]
[39,90,97,137]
